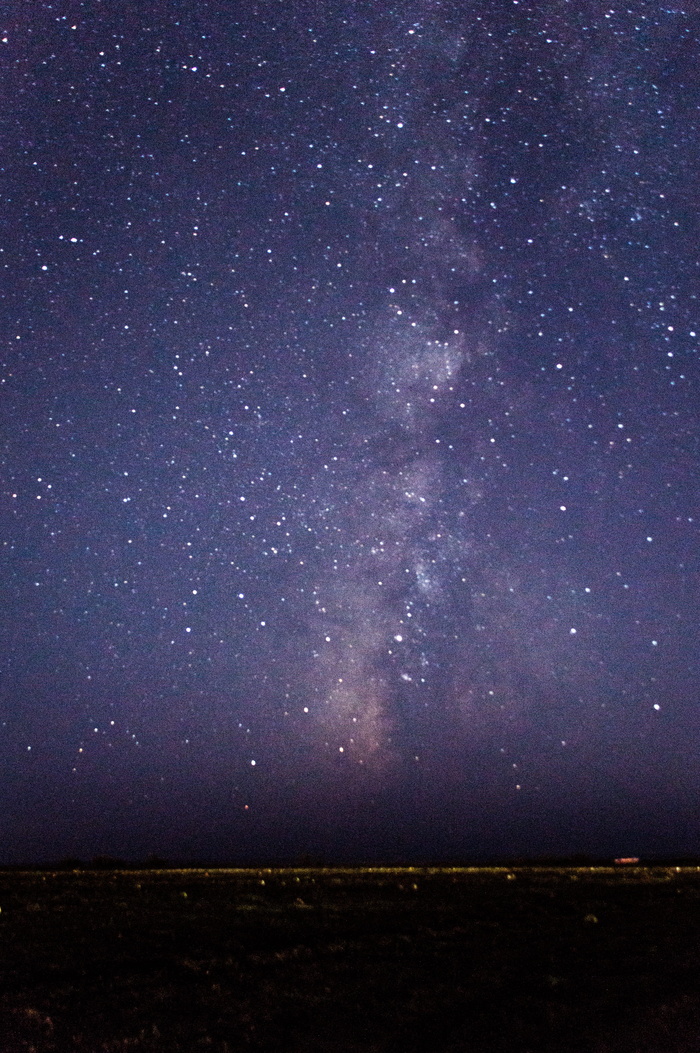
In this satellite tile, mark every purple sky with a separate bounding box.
[1,0,699,863]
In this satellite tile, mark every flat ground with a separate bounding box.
[1,866,700,1052]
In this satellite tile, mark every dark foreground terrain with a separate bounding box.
[1,865,700,1052]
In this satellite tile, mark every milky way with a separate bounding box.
[1,1,699,862]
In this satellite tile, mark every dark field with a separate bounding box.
[2,866,700,1052]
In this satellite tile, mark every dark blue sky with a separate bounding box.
[1,0,699,863]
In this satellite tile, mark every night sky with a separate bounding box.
[2,0,699,864]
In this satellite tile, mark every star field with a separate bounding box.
[1,1,699,863]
